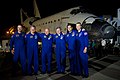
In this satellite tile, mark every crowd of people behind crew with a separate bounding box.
[9,22,89,78]
[88,38,120,58]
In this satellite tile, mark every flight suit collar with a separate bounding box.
[16,31,24,36]
[69,31,72,34]
[44,33,50,38]
[16,31,22,34]
[30,32,37,35]
[78,29,82,33]
[56,33,60,36]
[56,32,63,36]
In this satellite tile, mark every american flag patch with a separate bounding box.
[84,32,87,35]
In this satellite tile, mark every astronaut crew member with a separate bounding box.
[76,22,89,78]
[53,27,66,73]
[38,28,53,74]
[10,24,26,75]
[66,24,77,75]
[25,25,39,75]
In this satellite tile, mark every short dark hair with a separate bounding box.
[67,24,71,26]
[56,27,61,30]
[67,24,73,28]
[30,25,36,29]
[76,22,81,25]
[17,24,23,28]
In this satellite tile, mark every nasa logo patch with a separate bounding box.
[82,28,85,31]
[44,35,47,38]
[56,35,58,38]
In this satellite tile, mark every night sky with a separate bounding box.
[0,0,119,30]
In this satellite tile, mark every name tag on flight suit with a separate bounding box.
[30,36,33,38]
[22,34,24,36]
[16,34,19,37]
[56,36,58,38]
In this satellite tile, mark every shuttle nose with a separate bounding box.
[100,24,115,39]
[82,17,116,39]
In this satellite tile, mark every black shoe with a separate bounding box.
[34,73,38,75]
[70,72,77,76]
[70,73,75,75]
[72,73,78,76]
[61,72,65,74]
[22,73,27,76]
[28,73,32,76]
[82,75,89,78]
[56,72,61,74]
[75,73,82,76]
[47,71,51,74]
[11,73,17,77]
[41,72,46,74]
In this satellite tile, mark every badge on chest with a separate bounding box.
[72,32,75,36]
[16,34,19,37]
[56,35,58,38]
[30,36,33,38]
[44,35,47,38]
[22,34,24,36]
[76,33,78,36]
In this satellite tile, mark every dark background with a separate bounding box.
[0,0,119,30]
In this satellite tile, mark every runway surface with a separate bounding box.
[0,54,120,80]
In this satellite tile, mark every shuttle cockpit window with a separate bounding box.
[54,20,56,22]
[70,6,90,15]
[58,19,60,21]
[70,9,81,15]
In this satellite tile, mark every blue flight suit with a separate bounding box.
[53,33,66,73]
[10,31,26,74]
[25,32,39,75]
[66,30,77,74]
[38,33,53,73]
[76,29,89,76]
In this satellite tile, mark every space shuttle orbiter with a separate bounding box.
[20,0,41,28]
[22,0,116,39]
[33,0,41,18]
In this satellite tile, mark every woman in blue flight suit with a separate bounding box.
[25,25,39,75]
[53,27,66,73]
[38,28,53,74]
[10,24,26,75]
[66,24,77,75]
[76,22,89,78]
